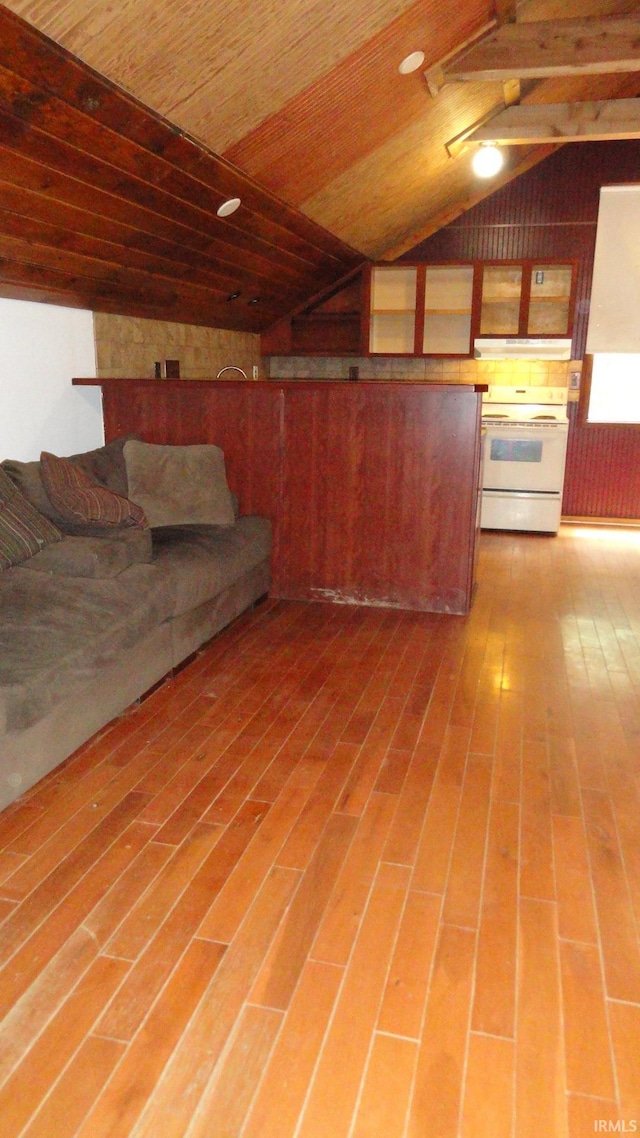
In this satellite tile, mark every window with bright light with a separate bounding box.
[586,354,640,424]
[584,185,640,426]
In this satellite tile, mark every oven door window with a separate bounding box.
[490,438,543,463]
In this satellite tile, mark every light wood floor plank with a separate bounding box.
[407,923,477,1138]
[460,1033,515,1138]
[21,1035,126,1138]
[516,898,568,1138]
[310,791,398,967]
[351,1032,417,1138]
[296,862,410,1138]
[377,888,441,1040]
[241,960,343,1138]
[472,800,519,1038]
[553,814,599,944]
[582,788,640,1003]
[608,1000,640,1126]
[180,1004,282,1138]
[559,939,616,1100]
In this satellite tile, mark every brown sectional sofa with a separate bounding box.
[0,439,271,812]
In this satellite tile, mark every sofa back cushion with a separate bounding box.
[0,465,62,570]
[124,441,235,528]
[40,451,147,530]
[69,435,136,498]
[2,436,138,535]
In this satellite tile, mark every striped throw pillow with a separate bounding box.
[40,451,147,530]
[0,465,62,570]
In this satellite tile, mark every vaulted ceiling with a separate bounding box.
[0,0,639,331]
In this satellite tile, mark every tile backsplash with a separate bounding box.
[268,355,577,390]
[93,313,261,379]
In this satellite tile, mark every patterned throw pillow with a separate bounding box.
[40,451,147,529]
[0,465,62,570]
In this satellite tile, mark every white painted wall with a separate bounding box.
[0,299,102,462]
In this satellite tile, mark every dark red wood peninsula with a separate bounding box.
[73,379,486,615]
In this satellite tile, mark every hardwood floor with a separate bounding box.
[1,523,640,1137]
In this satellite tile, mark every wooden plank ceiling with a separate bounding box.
[0,0,639,330]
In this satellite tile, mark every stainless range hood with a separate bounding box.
[474,338,572,361]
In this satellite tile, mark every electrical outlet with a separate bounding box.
[252,365,259,379]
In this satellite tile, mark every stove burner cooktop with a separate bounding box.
[482,385,569,425]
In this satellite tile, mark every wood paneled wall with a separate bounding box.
[563,403,640,520]
[407,141,640,520]
[78,378,485,614]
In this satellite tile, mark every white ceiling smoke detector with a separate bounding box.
[217,197,241,217]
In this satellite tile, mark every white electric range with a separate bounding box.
[481,385,569,533]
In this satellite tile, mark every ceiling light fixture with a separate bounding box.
[217,197,241,217]
[471,143,504,178]
[398,51,425,75]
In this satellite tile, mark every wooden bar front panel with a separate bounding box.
[278,384,481,612]
[84,378,483,614]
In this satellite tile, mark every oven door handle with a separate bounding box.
[483,488,562,497]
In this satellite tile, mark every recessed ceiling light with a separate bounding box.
[217,197,241,217]
[398,51,425,75]
[471,144,504,178]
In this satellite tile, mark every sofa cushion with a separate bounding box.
[69,435,137,498]
[1,436,138,535]
[21,528,153,578]
[40,451,147,530]
[124,441,235,528]
[151,516,272,616]
[0,561,176,731]
[0,466,62,570]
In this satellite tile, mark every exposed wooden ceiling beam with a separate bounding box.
[494,0,518,26]
[469,98,640,144]
[445,17,640,83]
[423,21,496,98]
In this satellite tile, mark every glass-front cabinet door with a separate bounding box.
[368,264,474,355]
[368,260,575,354]
[369,267,417,353]
[423,265,474,354]
[527,264,573,335]
[479,261,575,338]
[479,266,523,335]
